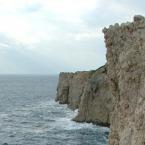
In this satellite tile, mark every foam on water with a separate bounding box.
[0,75,109,145]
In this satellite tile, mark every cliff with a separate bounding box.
[56,71,93,110]
[74,65,113,126]
[103,15,145,145]
[56,65,113,126]
[56,15,145,145]
[56,72,74,104]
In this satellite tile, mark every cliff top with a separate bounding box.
[103,15,145,33]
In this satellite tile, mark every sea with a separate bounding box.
[0,75,109,145]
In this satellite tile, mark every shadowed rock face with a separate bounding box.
[68,71,93,109]
[74,65,113,127]
[56,71,93,110]
[56,65,113,126]
[56,72,74,104]
[56,14,145,145]
[103,15,145,145]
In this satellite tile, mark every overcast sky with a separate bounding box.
[0,0,145,74]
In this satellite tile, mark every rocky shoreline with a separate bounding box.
[56,65,112,127]
[56,15,145,145]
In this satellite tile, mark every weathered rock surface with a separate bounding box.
[103,15,145,145]
[56,14,145,145]
[56,65,113,126]
[68,71,93,109]
[74,65,113,126]
[56,72,74,104]
[56,71,92,110]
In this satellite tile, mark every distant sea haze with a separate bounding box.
[0,75,109,145]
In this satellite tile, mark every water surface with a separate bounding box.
[0,75,109,145]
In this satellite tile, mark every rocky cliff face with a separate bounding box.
[56,14,145,145]
[103,15,145,145]
[56,72,74,104]
[67,71,93,109]
[56,71,92,110]
[74,65,113,126]
[56,65,113,126]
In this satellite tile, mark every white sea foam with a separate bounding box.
[0,75,109,145]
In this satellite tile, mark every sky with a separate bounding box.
[0,0,145,74]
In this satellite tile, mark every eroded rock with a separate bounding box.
[74,65,113,126]
[56,72,74,104]
[56,65,112,126]
[68,71,93,109]
[56,71,92,110]
[103,15,145,145]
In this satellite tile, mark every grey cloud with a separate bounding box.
[81,0,145,29]
[0,0,145,74]
[0,34,64,74]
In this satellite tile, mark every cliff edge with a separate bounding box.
[74,65,113,126]
[56,65,113,126]
[103,15,145,145]
[56,15,145,145]
[56,72,74,104]
[56,71,93,110]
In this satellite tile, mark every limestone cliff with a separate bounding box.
[68,71,93,109]
[103,15,145,145]
[74,65,113,126]
[56,72,74,104]
[56,14,145,145]
[56,65,113,126]
[56,71,92,110]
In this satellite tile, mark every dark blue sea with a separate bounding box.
[0,75,109,145]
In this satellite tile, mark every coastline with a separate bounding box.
[56,15,145,145]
